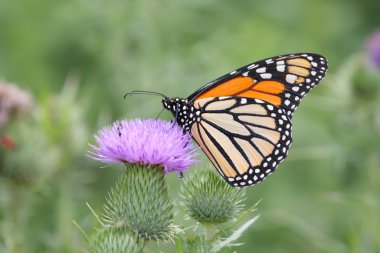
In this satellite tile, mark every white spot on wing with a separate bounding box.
[266,59,274,64]
[286,74,297,84]
[256,67,266,73]
[276,65,285,72]
[260,73,272,79]
[247,64,258,70]
[292,86,299,92]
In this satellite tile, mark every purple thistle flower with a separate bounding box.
[89,119,197,174]
[367,29,380,69]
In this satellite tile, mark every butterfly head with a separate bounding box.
[162,97,185,113]
[162,97,197,131]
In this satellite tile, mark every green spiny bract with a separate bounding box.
[91,228,141,253]
[181,170,246,225]
[102,164,174,241]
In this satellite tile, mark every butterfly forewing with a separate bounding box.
[189,53,328,118]
[190,96,292,187]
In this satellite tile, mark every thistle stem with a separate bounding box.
[205,224,218,241]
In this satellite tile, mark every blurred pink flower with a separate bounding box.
[367,29,380,69]
[1,135,16,149]
[0,81,33,129]
[89,119,197,174]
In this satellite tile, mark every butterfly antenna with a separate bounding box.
[123,90,167,99]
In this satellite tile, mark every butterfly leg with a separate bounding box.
[117,121,123,137]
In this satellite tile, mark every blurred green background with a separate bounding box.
[1,0,380,252]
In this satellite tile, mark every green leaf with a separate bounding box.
[175,235,183,253]
[226,199,261,231]
[212,215,259,252]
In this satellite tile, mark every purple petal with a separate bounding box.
[89,119,198,174]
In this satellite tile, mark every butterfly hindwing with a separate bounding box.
[190,96,292,187]
[189,53,328,118]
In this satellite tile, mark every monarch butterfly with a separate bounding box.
[129,53,328,187]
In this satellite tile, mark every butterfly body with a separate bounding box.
[162,98,199,132]
[162,53,328,187]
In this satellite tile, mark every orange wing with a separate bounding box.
[196,77,284,106]
[190,53,328,117]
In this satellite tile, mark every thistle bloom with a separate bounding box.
[367,29,380,69]
[0,81,33,129]
[90,119,196,242]
[89,119,197,173]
